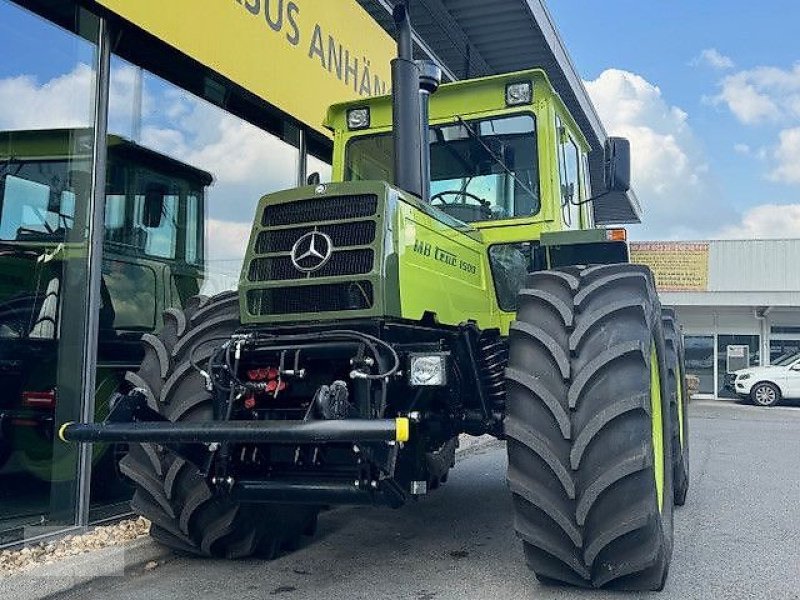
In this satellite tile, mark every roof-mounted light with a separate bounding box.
[347,107,371,130]
[506,81,533,107]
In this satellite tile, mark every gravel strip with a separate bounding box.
[0,517,150,578]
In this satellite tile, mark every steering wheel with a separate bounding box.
[430,190,489,207]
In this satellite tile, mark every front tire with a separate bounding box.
[505,264,674,591]
[120,292,319,558]
[750,381,781,407]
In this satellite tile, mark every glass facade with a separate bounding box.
[0,0,330,546]
[0,0,101,545]
[684,333,763,398]
[717,334,760,398]
[770,326,800,364]
[684,335,715,396]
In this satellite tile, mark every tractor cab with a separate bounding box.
[325,69,630,317]
[327,69,595,243]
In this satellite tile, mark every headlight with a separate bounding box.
[347,107,370,130]
[738,373,751,380]
[408,353,448,387]
[506,81,533,106]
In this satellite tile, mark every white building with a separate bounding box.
[631,239,800,398]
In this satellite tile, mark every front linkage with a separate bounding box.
[61,322,502,508]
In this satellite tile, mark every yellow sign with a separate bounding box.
[630,242,710,291]
[96,0,395,134]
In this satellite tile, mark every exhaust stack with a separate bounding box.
[417,60,442,202]
[391,3,423,199]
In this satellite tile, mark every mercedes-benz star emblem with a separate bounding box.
[290,231,333,273]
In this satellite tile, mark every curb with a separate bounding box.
[2,536,170,600]
[456,434,503,457]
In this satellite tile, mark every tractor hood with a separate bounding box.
[237,180,494,329]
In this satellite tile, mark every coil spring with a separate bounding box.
[477,333,508,410]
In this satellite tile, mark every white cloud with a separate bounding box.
[139,91,298,230]
[0,63,94,129]
[0,62,147,133]
[206,218,252,262]
[707,62,800,187]
[733,143,751,155]
[769,127,800,184]
[202,217,253,288]
[108,65,153,135]
[692,48,735,70]
[712,63,800,124]
[717,203,800,239]
[585,69,732,238]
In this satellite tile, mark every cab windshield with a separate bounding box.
[345,114,539,223]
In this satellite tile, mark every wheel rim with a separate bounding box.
[650,342,665,512]
[754,385,776,405]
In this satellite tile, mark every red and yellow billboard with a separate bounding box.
[630,242,710,292]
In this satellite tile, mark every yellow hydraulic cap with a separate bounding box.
[395,417,410,442]
[58,422,74,443]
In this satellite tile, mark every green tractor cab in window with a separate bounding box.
[62,4,689,591]
[0,128,211,484]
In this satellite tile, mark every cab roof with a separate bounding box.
[325,68,587,149]
[0,128,213,186]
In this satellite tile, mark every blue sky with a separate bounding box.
[548,0,800,239]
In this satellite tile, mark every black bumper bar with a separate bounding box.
[58,418,410,445]
[234,479,382,505]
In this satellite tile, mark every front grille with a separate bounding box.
[262,194,378,226]
[248,193,381,318]
[255,221,376,254]
[247,281,374,315]
[248,249,374,282]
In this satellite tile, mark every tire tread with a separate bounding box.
[505,264,674,590]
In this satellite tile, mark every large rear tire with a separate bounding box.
[662,308,690,506]
[505,264,674,590]
[120,292,319,558]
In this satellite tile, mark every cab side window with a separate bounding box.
[581,152,594,228]
[555,116,581,230]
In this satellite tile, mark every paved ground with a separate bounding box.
[50,400,800,600]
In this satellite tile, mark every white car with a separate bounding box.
[733,351,800,406]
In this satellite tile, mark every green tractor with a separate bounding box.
[0,128,211,484]
[62,4,689,591]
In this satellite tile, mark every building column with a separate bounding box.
[76,15,111,527]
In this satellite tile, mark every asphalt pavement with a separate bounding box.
[47,399,800,600]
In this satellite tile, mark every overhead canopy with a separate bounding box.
[356,0,642,225]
